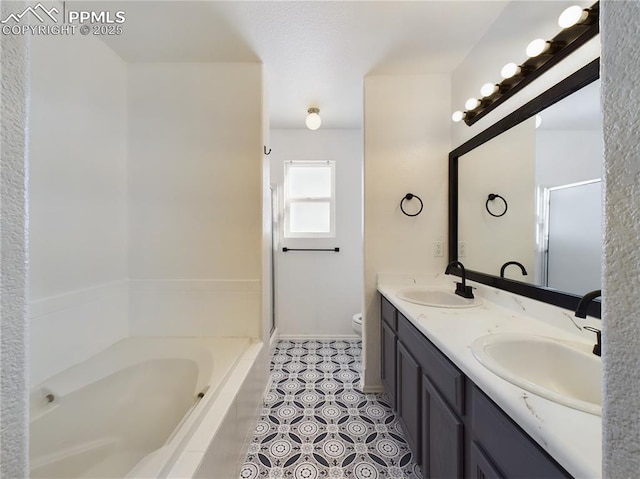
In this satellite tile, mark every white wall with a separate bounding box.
[601,2,640,476]
[535,130,602,186]
[0,1,29,474]
[28,32,128,386]
[459,118,536,281]
[270,129,363,338]
[127,63,263,339]
[363,74,451,390]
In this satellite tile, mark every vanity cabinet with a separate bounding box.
[380,295,571,479]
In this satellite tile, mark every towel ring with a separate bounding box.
[486,193,508,217]
[400,193,423,217]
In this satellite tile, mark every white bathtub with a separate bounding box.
[29,337,263,478]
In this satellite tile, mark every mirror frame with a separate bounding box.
[448,58,601,318]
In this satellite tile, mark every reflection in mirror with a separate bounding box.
[458,79,602,298]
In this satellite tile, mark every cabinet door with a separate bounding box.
[381,320,397,408]
[469,441,504,479]
[471,385,571,478]
[422,375,464,478]
[397,342,422,462]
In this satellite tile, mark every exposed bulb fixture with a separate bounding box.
[465,98,480,110]
[558,5,588,28]
[480,83,498,97]
[535,114,542,129]
[452,111,465,122]
[305,107,321,130]
[456,1,598,127]
[501,63,521,79]
[526,39,551,57]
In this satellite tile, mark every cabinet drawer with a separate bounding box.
[397,314,465,416]
[381,296,397,330]
[471,386,571,478]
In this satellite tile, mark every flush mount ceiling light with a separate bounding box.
[305,107,321,130]
[451,1,598,126]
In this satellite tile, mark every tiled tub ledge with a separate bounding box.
[377,273,602,479]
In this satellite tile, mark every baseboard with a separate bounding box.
[360,384,385,394]
[269,328,279,350]
[278,334,360,340]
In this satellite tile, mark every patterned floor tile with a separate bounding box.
[240,340,422,479]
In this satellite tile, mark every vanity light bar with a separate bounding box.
[452,1,599,126]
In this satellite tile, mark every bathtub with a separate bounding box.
[29,337,264,478]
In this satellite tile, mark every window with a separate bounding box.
[284,160,335,238]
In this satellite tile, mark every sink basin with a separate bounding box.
[396,287,483,308]
[471,334,601,415]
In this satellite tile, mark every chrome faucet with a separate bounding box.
[500,261,528,278]
[575,289,602,357]
[445,261,474,299]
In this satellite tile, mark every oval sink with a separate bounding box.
[396,287,483,308]
[471,334,601,415]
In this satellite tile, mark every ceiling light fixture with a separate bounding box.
[535,114,543,128]
[305,107,322,130]
[451,1,599,126]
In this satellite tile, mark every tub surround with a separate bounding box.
[129,279,261,338]
[377,273,602,478]
[29,281,129,386]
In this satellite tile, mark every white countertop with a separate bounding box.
[377,273,602,479]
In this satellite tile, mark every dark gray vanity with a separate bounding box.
[381,296,571,478]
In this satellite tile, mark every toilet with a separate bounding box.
[352,313,363,337]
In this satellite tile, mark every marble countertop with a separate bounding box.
[377,273,602,479]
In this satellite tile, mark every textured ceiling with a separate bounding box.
[81,1,511,129]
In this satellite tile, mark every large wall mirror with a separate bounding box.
[449,59,601,318]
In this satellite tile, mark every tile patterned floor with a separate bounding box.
[240,339,421,479]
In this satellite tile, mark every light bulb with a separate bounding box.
[526,39,550,57]
[465,98,480,110]
[558,5,587,28]
[480,83,498,97]
[305,108,321,130]
[501,63,521,79]
[535,114,542,129]
[452,111,464,122]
